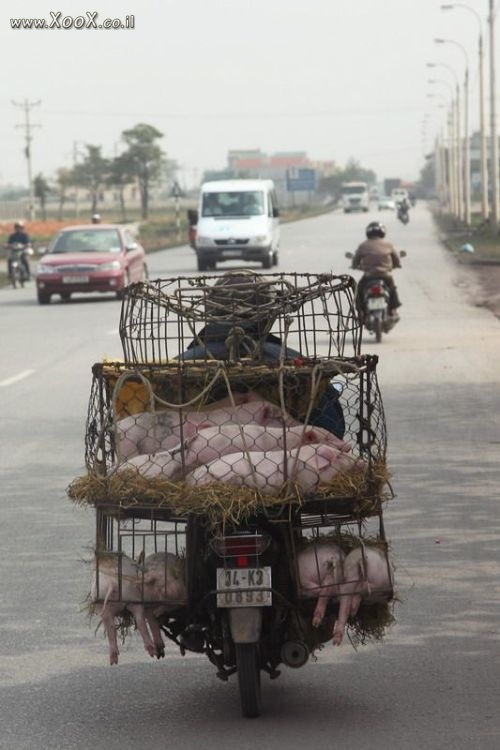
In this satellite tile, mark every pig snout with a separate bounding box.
[297,542,345,628]
[333,546,393,646]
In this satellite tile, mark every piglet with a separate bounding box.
[122,424,334,480]
[333,546,394,645]
[91,553,156,665]
[186,443,363,495]
[140,552,188,659]
[115,396,297,461]
[297,541,345,627]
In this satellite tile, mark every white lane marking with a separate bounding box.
[0,369,36,387]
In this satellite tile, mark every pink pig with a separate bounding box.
[115,397,297,461]
[297,541,346,627]
[91,554,156,665]
[140,552,188,659]
[123,424,342,480]
[333,546,394,645]
[186,443,363,495]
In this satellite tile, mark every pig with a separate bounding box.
[186,443,364,495]
[90,553,156,665]
[140,552,188,659]
[297,541,346,627]
[115,397,298,461]
[122,424,348,481]
[333,546,394,645]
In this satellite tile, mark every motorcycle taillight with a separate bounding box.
[210,533,270,559]
[368,285,383,295]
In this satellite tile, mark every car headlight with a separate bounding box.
[253,235,269,245]
[37,264,55,274]
[99,260,122,271]
[196,236,212,246]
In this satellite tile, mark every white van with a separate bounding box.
[341,182,370,213]
[194,179,280,271]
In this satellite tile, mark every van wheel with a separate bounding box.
[197,258,208,271]
[262,252,273,269]
[272,252,279,266]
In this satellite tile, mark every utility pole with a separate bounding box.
[12,99,41,221]
[489,0,499,231]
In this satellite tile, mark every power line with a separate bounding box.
[12,99,41,220]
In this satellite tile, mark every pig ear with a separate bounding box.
[313,444,335,470]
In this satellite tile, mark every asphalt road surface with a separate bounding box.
[1,205,499,750]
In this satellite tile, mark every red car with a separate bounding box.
[35,224,148,305]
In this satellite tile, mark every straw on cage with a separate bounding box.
[67,459,391,525]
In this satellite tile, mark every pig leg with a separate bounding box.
[145,609,165,659]
[128,603,156,658]
[97,605,120,665]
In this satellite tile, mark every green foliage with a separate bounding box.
[121,123,165,219]
[72,145,110,213]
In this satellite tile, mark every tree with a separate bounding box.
[34,173,50,220]
[72,145,110,213]
[55,168,72,221]
[107,153,135,222]
[121,123,164,219]
[341,158,377,186]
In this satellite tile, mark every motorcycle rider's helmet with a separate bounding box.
[208,270,278,320]
[91,213,101,224]
[366,221,386,239]
[14,220,25,230]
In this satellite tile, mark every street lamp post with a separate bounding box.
[441,4,489,220]
[489,0,499,231]
[428,81,456,213]
[435,38,471,226]
[427,62,462,220]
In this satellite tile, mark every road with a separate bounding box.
[1,205,499,750]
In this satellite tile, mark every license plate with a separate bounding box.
[221,249,239,256]
[63,275,89,284]
[367,297,386,311]
[216,566,272,607]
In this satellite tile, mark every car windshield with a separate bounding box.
[342,186,366,195]
[50,229,122,254]
[202,191,265,217]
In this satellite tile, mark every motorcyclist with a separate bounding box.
[179,270,346,438]
[397,197,410,220]
[6,221,32,280]
[91,213,101,224]
[351,222,402,318]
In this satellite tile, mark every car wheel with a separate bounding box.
[61,292,71,302]
[197,258,208,272]
[116,272,130,300]
[272,251,279,266]
[262,252,273,269]
[38,291,51,305]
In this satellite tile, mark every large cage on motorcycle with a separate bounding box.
[69,272,395,656]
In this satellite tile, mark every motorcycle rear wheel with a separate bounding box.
[374,316,383,343]
[235,643,262,719]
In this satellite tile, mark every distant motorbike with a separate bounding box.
[397,204,410,225]
[346,251,406,343]
[6,243,31,288]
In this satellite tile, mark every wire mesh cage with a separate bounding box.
[71,353,389,520]
[118,272,361,365]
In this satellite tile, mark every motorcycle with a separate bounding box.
[6,243,31,288]
[396,203,410,225]
[346,251,406,343]
[83,273,394,719]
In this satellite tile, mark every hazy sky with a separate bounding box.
[0,0,489,187]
